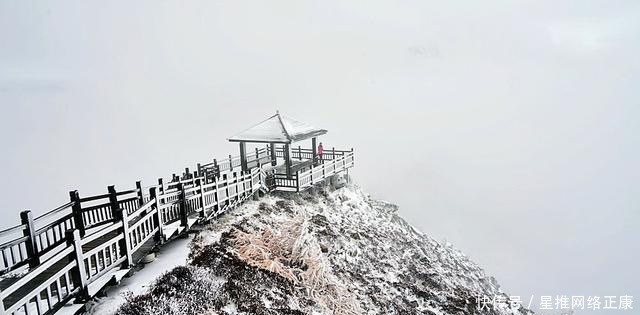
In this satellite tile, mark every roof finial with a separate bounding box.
[276,110,279,115]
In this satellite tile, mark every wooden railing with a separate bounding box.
[198,146,272,182]
[0,146,353,315]
[272,150,355,192]
[275,146,352,162]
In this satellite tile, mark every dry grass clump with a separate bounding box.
[231,213,362,315]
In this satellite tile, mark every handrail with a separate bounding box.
[33,201,75,222]
[34,212,74,235]
[127,197,156,221]
[115,189,138,196]
[0,223,25,238]
[0,235,29,250]
[79,193,111,203]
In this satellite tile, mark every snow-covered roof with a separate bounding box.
[228,112,327,144]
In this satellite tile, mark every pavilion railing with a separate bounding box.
[275,147,352,161]
[271,149,355,192]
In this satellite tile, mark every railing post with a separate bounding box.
[110,185,133,267]
[298,146,302,160]
[197,163,202,179]
[158,178,165,194]
[239,172,245,198]
[213,158,219,178]
[20,210,39,268]
[177,183,188,228]
[113,207,133,268]
[66,229,89,301]
[108,185,119,215]
[150,187,164,244]
[245,171,250,196]
[135,180,144,206]
[246,170,252,195]
[223,174,230,207]
[213,177,220,214]
[253,168,261,200]
[239,172,244,200]
[350,148,354,166]
[69,190,85,238]
[296,171,300,192]
[202,168,208,184]
[233,172,239,202]
[197,178,206,218]
[229,154,233,171]
[257,162,262,186]
[332,147,336,160]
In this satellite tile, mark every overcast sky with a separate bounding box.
[1,1,638,313]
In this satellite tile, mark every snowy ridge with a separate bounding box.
[111,183,531,315]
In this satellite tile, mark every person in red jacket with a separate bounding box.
[317,142,324,163]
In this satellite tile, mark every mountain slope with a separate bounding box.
[114,182,530,315]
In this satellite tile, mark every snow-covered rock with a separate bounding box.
[112,183,531,315]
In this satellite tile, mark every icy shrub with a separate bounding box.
[191,239,311,314]
[230,214,362,315]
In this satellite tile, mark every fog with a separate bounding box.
[1,1,638,313]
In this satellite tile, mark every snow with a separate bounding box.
[228,113,326,143]
[228,114,289,142]
[87,235,194,315]
[279,115,327,142]
[221,302,238,314]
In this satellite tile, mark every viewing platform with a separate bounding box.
[199,112,354,192]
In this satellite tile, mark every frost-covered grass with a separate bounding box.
[230,212,361,314]
[114,181,531,315]
[117,266,224,314]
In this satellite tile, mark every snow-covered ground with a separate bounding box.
[101,182,531,315]
[87,235,194,315]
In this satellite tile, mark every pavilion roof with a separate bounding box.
[228,112,327,144]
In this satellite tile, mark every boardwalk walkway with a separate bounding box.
[0,146,354,315]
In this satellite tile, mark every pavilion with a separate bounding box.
[228,112,327,178]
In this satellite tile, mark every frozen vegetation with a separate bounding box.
[107,182,531,315]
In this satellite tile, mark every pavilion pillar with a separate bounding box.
[270,143,277,166]
[284,143,292,178]
[239,142,248,172]
[312,137,317,165]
